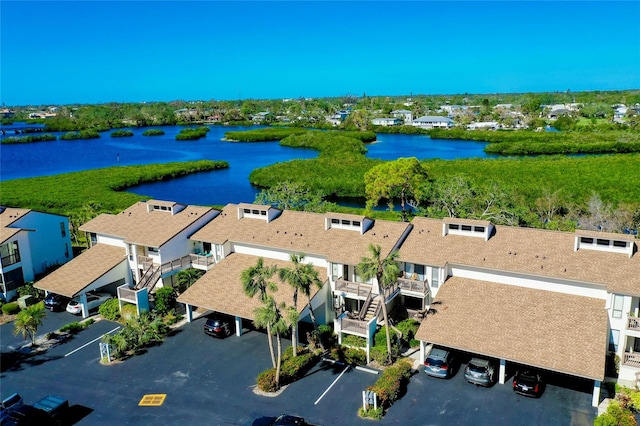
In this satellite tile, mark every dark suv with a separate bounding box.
[43,294,70,312]
[204,317,232,338]
[513,369,544,397]
[424,347,457,379]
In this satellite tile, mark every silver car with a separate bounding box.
[424,347,457,379]
[464,357,496,386]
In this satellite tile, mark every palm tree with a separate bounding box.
[175,268,204,294]
[254,296,298,389]
[241,257,278,368]
[278,253,326,353]
[356,244,400,364]
[13,302,46,345]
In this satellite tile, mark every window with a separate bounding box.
[64,243,69,258]
[260,211,266,216]
[331,218,339,224]
[449,224,459,230]
[341,220,350,225]
[612,294,624,319]
[609,329,620,352]
[331,263,339,282]
[243,209,250,214]
[580,237,594,244]
[597,239,610,246]
[474,226,485,233]
[60,222,66,237]
[461,225,472,231]
[431,267,440,288]
[353,221,360,227]
[415,265,425,281]
[90,233,97,246]
[252,209,259,215]
[613,240,627,248]
[148,247,159,254]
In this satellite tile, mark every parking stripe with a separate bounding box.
[314,364,350,405]
[64,326,120,357]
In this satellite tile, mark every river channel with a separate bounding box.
[0,125,494,206]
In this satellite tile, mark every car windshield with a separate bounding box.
[518,371,537,382]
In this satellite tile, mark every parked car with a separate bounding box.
[513,369,544,397]
[464,357,496,386]
[0,393,23,422]
[424,347,457,379]
[66,292,111,315]
[3,394,68,426]
[270,414,309,425]
[43,294,70,312]
[204,317,232,338]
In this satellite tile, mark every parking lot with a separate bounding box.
[0,313,597,425]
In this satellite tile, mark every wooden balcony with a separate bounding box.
[117,285,139,304]
[627,316,640,332]
[335,279,372,298]
[340,316,369,336]
[398,277,429,296]
[622,352,640,369]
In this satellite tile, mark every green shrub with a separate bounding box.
[343,347,367,365]
[110,130,134,137]
[120,303,138,321]
[99,298,120,320]
[162,310,181,325]
[280,352,316,381]
[395,318,420,347]
[368,358,413,409]
[2,302,20,315]
[17,283,44,300]
[594,400,637,426]
[342,334,366,348]
[359,406,383,420]
[142,129,165,136]
[60,129,100,140]
[60,322,84,334]
[154,286,176,314]
[256,368,278,392]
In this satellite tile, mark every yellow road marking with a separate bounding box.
[138,394,166,406]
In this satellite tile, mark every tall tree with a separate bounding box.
[278,253,325,354]
[241,258,278,368]
[356,244,400,364]
[13,302,46,345]
[254,296,297,389]
[364,157,429,222]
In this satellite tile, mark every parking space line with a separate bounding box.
[314,364,350,405]
[64,326,120,357]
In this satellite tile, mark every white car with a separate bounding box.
[66,292,111,315]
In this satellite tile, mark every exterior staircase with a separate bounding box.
[135,264,161,292]
[364,297,381,321]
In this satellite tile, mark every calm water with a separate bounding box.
[0,125,492,206]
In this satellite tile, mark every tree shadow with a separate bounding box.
[0,348,65,373]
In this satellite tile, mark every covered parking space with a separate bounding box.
[35,244,129,318]
[415,277,608,407]
[177,253,328,341]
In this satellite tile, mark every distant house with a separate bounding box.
[412,116,454,129]
[1,207,73,301]
[0,109,15,118]
[467,121,499,130]
[325,110,350,126]
[547,108,569,120]
[439,105,467,116]
[372,117,402,126]
[252,111,271,123]
[391,109,413,124]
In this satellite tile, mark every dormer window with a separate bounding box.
[575,230,635,258]
[237,203,280,223]
[325,214,373,234]
[442,219,492,241]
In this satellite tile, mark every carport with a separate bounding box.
[415,277,608,407]
[177,253,328,340]
[35,244,129,318]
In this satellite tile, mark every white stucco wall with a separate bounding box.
[13,212,72,275]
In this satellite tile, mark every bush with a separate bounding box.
[60,322,84,334]
[120,303,138,321]
[329,345,367,366]
[368,358,413,409]
[99,298,120,321]
[110,130,134,138]
[594,400,638,426]
[395,318,420,347]
[280,352,316,381]
[17,283,44,300]
[154,286,176,314]
[142,129,165,136]
[162,310,181,325]
[2,302,20,315]
[256,368,278,392]
[342,334,366,348]
[359,406,383,420]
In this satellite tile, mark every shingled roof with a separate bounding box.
[415,277,607,381]
[34,244,127,298]
[177,253,328,320]
[399,217,640,296]
[79,200,215,247]
[190,204,412,266]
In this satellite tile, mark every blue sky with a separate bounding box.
[1,1,639,105]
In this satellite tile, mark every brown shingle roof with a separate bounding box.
[400,217,640,296]
[34,244,126,298]
[176,253,328,320]
[1,207,31,244]
[79,200,215,247]
[415,277,607,381]
[191,204,411,265]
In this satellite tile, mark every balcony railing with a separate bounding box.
[627,317,640,332]
[623,352,640,368]
[189,253,215,269]
[340,316,369,336]
[117,285,138,304]
[335,279,373,298]
[397,277,429,295]
[1,253,21,268]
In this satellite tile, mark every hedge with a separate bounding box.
[2,302,20,315]
[367,358,413,409]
